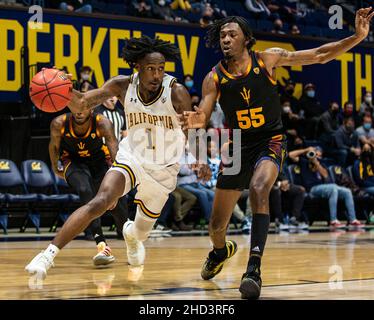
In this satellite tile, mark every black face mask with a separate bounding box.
[331,109,339,115]
[345,125,354,133]
[274,24,282,31]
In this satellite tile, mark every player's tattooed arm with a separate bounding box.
[68,76,130,113]
[262,7,374,69]
[97,116,119,162]
[49,116,64,178]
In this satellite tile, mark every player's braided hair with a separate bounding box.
[122,35,181,68]
[205,16,256,50]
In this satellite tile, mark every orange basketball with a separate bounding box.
[29,68,73,113]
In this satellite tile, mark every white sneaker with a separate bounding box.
[93,242,115,266]
[123,221,145,266]
[25,251,54,279]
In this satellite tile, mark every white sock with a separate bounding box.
[44,244,60,260]
[127,208,157,242]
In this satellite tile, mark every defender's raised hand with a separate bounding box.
[177,106,207,130]
[355,7,374,39]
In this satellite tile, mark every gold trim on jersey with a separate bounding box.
[134,198,160,219]
[169,78,177,88]
[129,74,134,84]
[60,114,67,136]
[136,85,165,106]
[255,51,277,85]
[218,58,252,80]
[69,115,93,139]
[112,161,136,189]
[96,114,102,138]
[212,68,221,101]
[63,161,72,180]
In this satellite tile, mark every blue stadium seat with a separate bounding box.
[21,160,70,203]
[22,160,70,232]
[0,159,38,233]
[328,165,346,183]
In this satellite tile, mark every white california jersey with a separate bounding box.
[121,72,185,170]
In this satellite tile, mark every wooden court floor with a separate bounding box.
[1,230,374,300]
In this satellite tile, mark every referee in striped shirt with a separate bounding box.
[95,96,126,142]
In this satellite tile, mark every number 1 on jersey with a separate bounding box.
[146,128,155,150]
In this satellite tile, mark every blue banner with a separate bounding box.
[0,7,374,110]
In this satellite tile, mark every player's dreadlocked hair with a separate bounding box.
[205,16,256,50]
[121,35,181,68]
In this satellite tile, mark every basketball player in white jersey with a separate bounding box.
[25,36,200,278]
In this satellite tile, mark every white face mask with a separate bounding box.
[159,0,165,6]
[365,96,372,104]
[81,73,90,81]
[283,106,291,114]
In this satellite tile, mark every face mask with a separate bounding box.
[364,123,372,130]
[81,73,90,81]
[283,106,291,114]
[331,108,339,115]
[344,109,353,116]
[158,0,165,6]
[185,80,194,89]
[306,90,315,98]
[274,24,282,31]
[365,96,372,104]
[345,125,354,132]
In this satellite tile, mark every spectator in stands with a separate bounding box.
[270,169,308,231]
[211,2,227,20]
[356,115,374,146]
[132,0,153,19]
[353,143,374,195]
[317,101,340,150]
[298,83,323,139]
[58,0,92,13]
[170,187,196,231]
[290,24,300,35]
[333,117,361,167]
[74,66,95,92]
[281,99,302,150]
[177,160,214,224]
[338,101,360,126]
[183,74,198,95]
[153,0,179,21]
[280,79,300,114]
[244,0,271,19]
[199,2,214,27]
[359,91,373,117]
[191,93,200,107]
[95,96,126,142]
[209,103,225,129]
[170,0,191,11]
[271,18,286,35]
[289,146,364,228]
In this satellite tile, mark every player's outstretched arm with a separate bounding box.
[68,75,129,113]
[97,116,119,162]
[177,71,218,130]
[261,7,374,68]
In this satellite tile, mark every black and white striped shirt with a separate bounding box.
[95,104,126,142]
